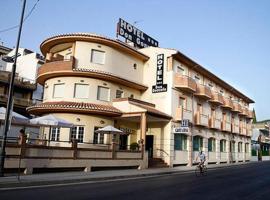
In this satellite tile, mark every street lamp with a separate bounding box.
[0,0,27,177]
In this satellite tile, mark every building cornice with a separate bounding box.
[40,33,149,61]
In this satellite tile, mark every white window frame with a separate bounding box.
[97,86,110,102]
[74,83,89,99]
[50,127,60,142]
[91,49,105,65]
[71,126,84,143]
[53,83,65,98]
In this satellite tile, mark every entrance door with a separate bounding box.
[146,135,154,158]
[119,134,128,150]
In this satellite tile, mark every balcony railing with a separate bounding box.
[209,117,221,130]
[174,74,197,93]
[221,97,234,110]
[221,120,231,132]
[194,84,212,100]
[246,110,253,119]
[232,124,240,134]
[0,70,36,90]
[232,102,243,113]
[239,108,249,117]
[246,124,252,136]
[0,94,39,107]
[195,112,209,127]
[209,92,224,106]
[175,106,193,122]
[240,126,247,135]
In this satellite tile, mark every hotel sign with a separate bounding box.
[117,18,159,48]
[174,119,190,134]
[152,54,167,93]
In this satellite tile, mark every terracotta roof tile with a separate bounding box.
[27,101,122,116]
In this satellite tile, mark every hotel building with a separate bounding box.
[27,33,254,167]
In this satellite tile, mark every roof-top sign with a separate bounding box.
[117,18,159,48]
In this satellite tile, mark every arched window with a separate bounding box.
[220,140,226,152]
[193,136,203,151]
[238,142,243,153]
[208,138,216,152]
[174,134,187,151]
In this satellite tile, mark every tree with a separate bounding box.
[252,108,257,123]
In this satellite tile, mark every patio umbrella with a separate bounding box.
[30,114,74,144]
[0,107,29,124]
[95,125,124,135]
[29,114,73,128]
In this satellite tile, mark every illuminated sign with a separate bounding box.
[152,54,167,93]
[117,18,159,48]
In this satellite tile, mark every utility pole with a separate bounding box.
[0,0,27,177]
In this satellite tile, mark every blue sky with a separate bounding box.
[1,0,269,120]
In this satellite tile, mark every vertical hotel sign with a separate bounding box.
[152,54,167,93]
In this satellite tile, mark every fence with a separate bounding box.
[2,135,146,174]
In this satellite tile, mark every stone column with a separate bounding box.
[216,139,220,164]
[187,135,193,167]
[140,112,147,148]
[203,137,208,165]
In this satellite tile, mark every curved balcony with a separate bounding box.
[194,84,212,100]
[209,92,224,106]
[175,106,193,123]
[239,108,249,117]
[232,102,243,113]
[246,110,253,119]
[37,57,148,91]
[232,124,240,134]
[195,112,209,127]
[221,97,234,110]
[221,120,232,132]
[174,74,196,93]
[209,117,221,130]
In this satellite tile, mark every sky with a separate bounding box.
[0,0,269,120]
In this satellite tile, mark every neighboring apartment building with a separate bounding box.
[252,120,270,161]
[27,33,254,167]
[0,47,44,116]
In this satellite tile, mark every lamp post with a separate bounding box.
[0,0,27,177]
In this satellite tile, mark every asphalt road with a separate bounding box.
[1,162,270,200]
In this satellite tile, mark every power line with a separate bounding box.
[0,0,40,34]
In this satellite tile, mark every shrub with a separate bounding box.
[130,142,139,151]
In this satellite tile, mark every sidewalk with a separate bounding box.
[0,162,254,189]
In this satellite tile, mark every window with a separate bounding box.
[177,66,185,75]
[220,140,226,152]
[53,83,65,98]
[238,142,243,153]
[116,90,124,99]
[74,84,89,99]
[245,143,249,153]
[194,75,200,83]
[51,127,60,141]
[174,134,187,151]
[91,49,105,64]
[179,97,186,108]
[230,141,235,152]
[97,86,110,101]
[193,136,203,151]
[208,138,216,152]
[93,127,104,144]
[71,126,84,143]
